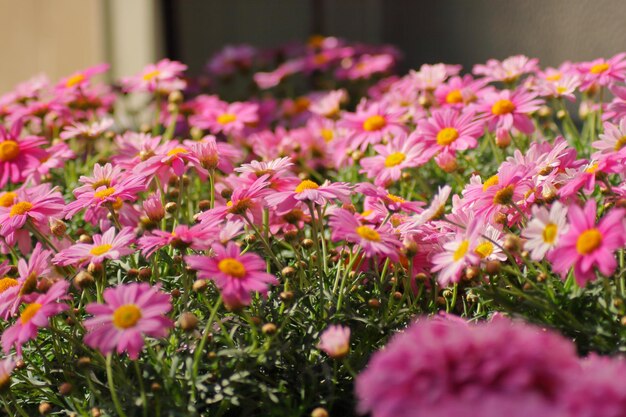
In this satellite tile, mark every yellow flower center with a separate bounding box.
[217,113,237,125]
[545,73,562,81]
[92,179,111,189]
[66,73,86,88]
[20,303,42,324]
[295,180,319,193]
[436,127,460,146]
[90,243,112,256]
[453,240,470,262]
[585,163,599,174]
[576,228,603,255]
[9,201,33,217]
[320,128,334,142]
[218,258,246,278]
[446,89,464,104]
[590,63,610,74]
[542,223,558,244]
[356,225,381,242]
[493,185,515,205]
[112,304,142,329]
[491,99,516,116]
[384,152,406,168]
[475,241,493,259]
[0,277,18,293]
[556,86,568,95]
[362,115,386,132]
[386,193,405,203]
[482,175,500,191]
[0,140,20,162]
[94,187,116,199]
[142,69,161,81]
[0,192,17,207]
[614,136,626,151]
[166,147,188,157]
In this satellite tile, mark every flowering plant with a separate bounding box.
[2,37,626,416]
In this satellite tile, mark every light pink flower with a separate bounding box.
[53,227,136,267]
[83,283,172,359]
[339,102,406,151]
[138,222,218,257]
[473,55,539,83]
[577,53,626,91]
[0,184,65,236]
[317,325,350,359]
[415,108,483,155]
[476,88,542,137]
[523,202,569,261]
[265,179,352,214]
[0,119,47,188]
[122,59,187,93]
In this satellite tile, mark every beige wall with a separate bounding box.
[0,0,160,94]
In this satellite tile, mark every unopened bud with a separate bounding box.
[311,407,329,417]
[73,271,95,289]
[301,238,314,249]
[178,312,199,332]
[79,234,93,244]
[262,323,277,335]
[58,382,73,395]
[503,234,522,252]
[193,280,208,292]
[281,266,296,277]
[368,298,381,309]
[485,260,501,275]
[39,402,53,415]
[49,218,67,237]
[165,202,177,213]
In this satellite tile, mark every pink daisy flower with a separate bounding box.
[64,171,146,219]
[53,227,135,267]
[83,283,172,359]
[360,134,431,186]
[434,74,489,108]
[265,179,352,214]
[410,63,460,91]
[2,280,70,355]
[317,325,350,359]
[187,136,242,173]
[523,202,569,261]
[329,209,401,261]
[549,200,625,285]
[138,222,219,257]
[0,243,58,320]
[339,102,406,151]
[122,59,187,94]
[185,242,278,310]
[473,55,539,83]
[476,88,542,138]
[415,108,484,155]
[0,184,65,236]
[431,219,482,286]
[59,118,114,141]
[133,141,202,183]
[356,317,579,417]
[56,63,109,91]
[534,73,581,101]
[192,101,259,137]
[593,118,626,156]
[0,119,47,188]
[577,53,626,91]
[112,132,163,170]
[207,44,256,76]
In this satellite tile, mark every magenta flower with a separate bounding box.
[0,119,47,188]
[360,134,431,186]
[548,200,625,285]
[83,283,172,359]
[0,184,65,236]
[56,63,109,91]
[53,227,136,267]
[356,317,579,417]
[329,209,401,261]
[2,280,70,355]
[317,325,350,359]
[185,242,277,310]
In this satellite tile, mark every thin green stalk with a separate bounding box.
[106,354,128,417]
[134,361,148,417]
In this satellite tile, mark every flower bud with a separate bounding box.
[311,408,329,417]
[485,260,501,275]
[138,267,152,282]
[39,402,53,415]
[281,266,296,277]
[193,280,208,292]
[73,271,95,290]
[165,202,178,214]
[49,218,67,237]
[301,238,314,249]
[262,323,277,335]
[58,382,73,395]
[178,312,199,332]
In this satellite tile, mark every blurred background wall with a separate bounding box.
[2,0,626,92]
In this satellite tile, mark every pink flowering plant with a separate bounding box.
[3,36,626,417]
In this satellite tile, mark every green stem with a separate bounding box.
[106,354,128,417]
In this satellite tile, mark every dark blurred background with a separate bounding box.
[166,0,626,74]
[2,0,626,92]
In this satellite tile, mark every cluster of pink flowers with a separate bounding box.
[356,316,626,417]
